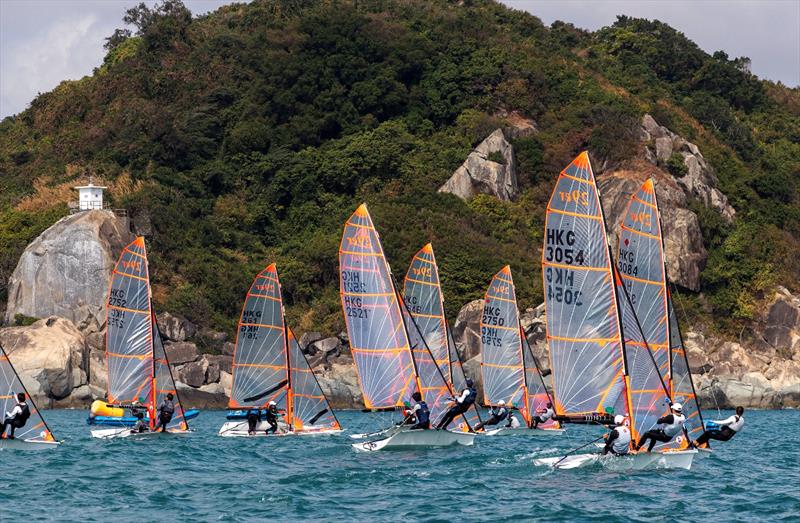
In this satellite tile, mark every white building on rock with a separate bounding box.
[74,179,107,211]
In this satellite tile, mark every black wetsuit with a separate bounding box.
[265,407,279,434]
[636,414,683,452]
[1,402,30,438]
[474,407,507,431]
[246,409,260,435]
[154,399,175,432]
[435,387,476,429]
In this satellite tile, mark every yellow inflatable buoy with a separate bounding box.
[90,399,124,418]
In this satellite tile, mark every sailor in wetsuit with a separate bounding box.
[531,402,555,429]
[407,392,430,430]
[694,406,745,447]
[1,392,31,440]
[634,403,686,452]
[154,393,176,432]
[435,379,477,430]
[474,400,508,431]
[602,415,631,456]
[130,400,148,433]
[264,401,279,435]
[246,408,261,436]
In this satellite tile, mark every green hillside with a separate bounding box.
[1,0,798,339]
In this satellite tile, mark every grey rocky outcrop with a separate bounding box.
[157,312,197,342]
[4,210,134,326]
[438,129,519,201]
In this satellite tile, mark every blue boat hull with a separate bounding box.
[87,409,201,427]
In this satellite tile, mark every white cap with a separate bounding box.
[269,401,277,406]
[498,400,505,406]
[614,414,625,425]
[671,403,683,412]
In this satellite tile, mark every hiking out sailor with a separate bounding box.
[264,401,279,435]
[246,408,260,436]
[602,415,631,456]
[474,400,508,431]
[1,392,30,440]
[130,400,147,433]
[435,379,477,430]
[407,392,430,430]
[634,403,686,452]
[531,402,555,429]
[154,393,176,432]
[506,410,521,428]
[694,406,745,447]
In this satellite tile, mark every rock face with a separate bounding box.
[0,317,86,406]
[451,300,484,361]
[4,210,134,326]
[438,129,519,201]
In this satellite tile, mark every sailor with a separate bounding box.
[694,406,745,447]
[130,399,147,433]
[264,401,279,435]
[602,415,631,456]
[474,400,508,431]
[246,408,261,436]
[407,392,430,430]
[506,410,522,428]
[634,403,686,452]
[0,392,31,440]
[154,393,176,432]
[435,379,477,430]
[531,402,555,429]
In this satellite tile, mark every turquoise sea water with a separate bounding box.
[0,409,797,522]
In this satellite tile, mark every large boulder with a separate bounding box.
[451,300,484,361]
[316,363,364,409]
[4,210,134,325]
[438,129,518,201]
[157,312,196,342]
[165,341,199,365]
[0,317,86,404]
[760,287,800,352]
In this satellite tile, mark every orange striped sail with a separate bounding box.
[287,328,341,431]
[106,236,188,430]
[0,344,57,442]
[339,204,416,409]
[404,243,479,430]
[542,152,628,420]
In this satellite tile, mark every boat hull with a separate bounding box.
[90,428,193,440]
[482,427,565,437]
[218,421,342,437]
[0,438,61,450]
[87,408,201,427]
[534,449,697,471]
[352,428,475,452]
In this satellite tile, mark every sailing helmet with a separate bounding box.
[269,400,277,406]
[465,379,474,387]
[498,400,505,406]
[614,414,625,425]
[671,403,683,413]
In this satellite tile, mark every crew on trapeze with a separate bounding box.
[602,414,631,456]
[634,402,686,452]
[694,406,745,447]
[1,392,31,440]
[435,379,477,430]
[474,399,508,431]
[531,401,555,429]
[407,392,430,430]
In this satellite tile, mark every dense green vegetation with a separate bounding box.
[1,0,798,338]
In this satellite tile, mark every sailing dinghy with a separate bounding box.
[218,264,342,437]
[617,178,709,457]
[340,204,475,451]
[533,153,695,470]
[480,266,563,437]
[90,237,197,439]
[0,343,60,450]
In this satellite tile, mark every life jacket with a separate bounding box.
[17,402,31,425]
[416,401,430,425]
[612,425,631,454]
[463,387,477,406]
[662,413,686,437]
[160,399,175,416]
[495,407,508,422]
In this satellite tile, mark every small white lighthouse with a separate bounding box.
[74,178,107,211]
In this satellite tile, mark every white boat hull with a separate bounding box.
[218,421,342,437]
[91,427,193,440]
[696,447,713,459]
[482,427,565,437]
[0,438,61,450]
[534,449,697,471]
[352,428,475,452]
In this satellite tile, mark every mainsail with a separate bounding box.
[340,204,463,429]
[106,236,188,431]
[481,266,557,428]
[230,263,340,432]
[404,243,479,429]
[542,152,627,420]
[617,178,703,448]
[0,344,57,442]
